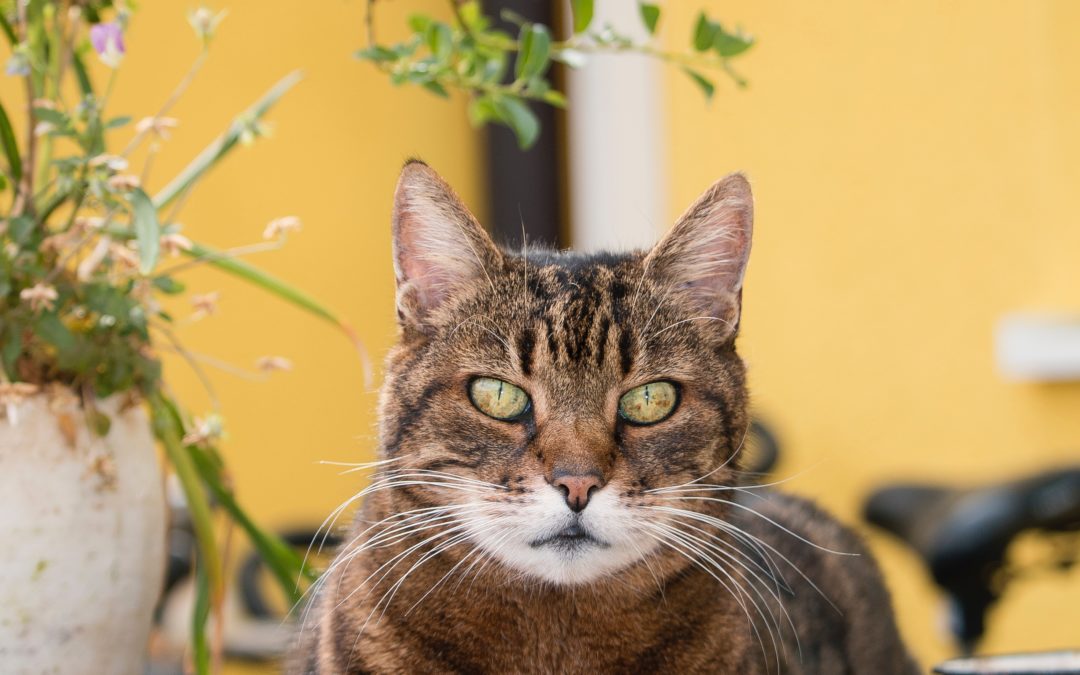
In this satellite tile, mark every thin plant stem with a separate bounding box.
[122,49,208,157]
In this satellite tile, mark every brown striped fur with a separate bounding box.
[291,162,919,674]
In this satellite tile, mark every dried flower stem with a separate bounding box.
[158,345,269,382]
[155,238,287,277]
[123,49,208,157]
[150,322,222,413]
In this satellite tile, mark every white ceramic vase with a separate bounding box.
[0,391,166,675]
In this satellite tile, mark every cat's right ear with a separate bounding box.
[391,160,500,330]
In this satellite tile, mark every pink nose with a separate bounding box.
[553,474,604,512]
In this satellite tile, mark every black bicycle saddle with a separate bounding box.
[863,466,1080,650]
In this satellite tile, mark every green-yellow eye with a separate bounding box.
[618,381,679,425]
[469,377,530,420]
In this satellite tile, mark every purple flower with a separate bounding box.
[89,22,125,68]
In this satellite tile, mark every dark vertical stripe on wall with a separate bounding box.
[483,0,565,250]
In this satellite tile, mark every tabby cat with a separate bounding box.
[293,161,920,674]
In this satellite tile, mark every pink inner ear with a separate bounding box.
[646,175,754,331]
[390,162,498,322]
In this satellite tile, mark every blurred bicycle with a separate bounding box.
[864,466,1080,674]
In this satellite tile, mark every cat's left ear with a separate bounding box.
[391,160,501,330]
[644,173,753,339]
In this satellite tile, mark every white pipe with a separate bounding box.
[565,3,667,252]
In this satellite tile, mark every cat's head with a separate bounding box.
[377,160,753,586]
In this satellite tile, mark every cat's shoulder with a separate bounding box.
[734,488,871,556]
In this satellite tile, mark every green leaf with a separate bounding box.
[192,560,211,675]
[458,1,485,31]
[540,90,567,108]
[426,22,453,61]
[683,67,715,101]
[693,12,718,52]
[0,10,15,44]
[153,70,302,210]
[468,96,499,127]
[181,241,348,330]
[714,26,754,58]
[89,409,112,437]
[105,116,133,129]
[72,53,93,96]
[492,97,539,149]
[407,14,432,34]
[149,393,222,646]
[8,216,34,246]
[421,80,449,98]
[152,276,186,294]
[33,313,77,354]
[570,0,594,34]
[155,394,314,607]
[0,100,22,183]
[515,24,551,82]
[129,188,160,275]
[1,326,22,377]
[33,108,68,126]
[189,443,315,601]
[354,45,399,63]
[639,3,661,35]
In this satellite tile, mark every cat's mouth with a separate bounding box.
[529,523,610,551]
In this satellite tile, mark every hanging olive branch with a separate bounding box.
[356,0,754,148]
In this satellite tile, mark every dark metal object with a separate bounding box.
[864,466,1080,654]
[482,0,565,249]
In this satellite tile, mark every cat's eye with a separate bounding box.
[618,381,679,425]
[469,377,531,421]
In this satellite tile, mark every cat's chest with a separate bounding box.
[379,586,741,674]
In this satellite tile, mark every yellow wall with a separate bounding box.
[664,0,1080,666]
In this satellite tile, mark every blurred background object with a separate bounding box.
[6,0,1078,671]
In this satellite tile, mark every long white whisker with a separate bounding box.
[650,521,783,670]
[654,497,856,556]
[640,527,769,667]
[647,505,840,614]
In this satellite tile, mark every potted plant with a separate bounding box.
[0,2,358,673]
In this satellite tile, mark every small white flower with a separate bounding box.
[106,174,141,192]
[190,291,220,317]
[74,216,106,231]
[108,242,140,270]
[89,154,130,172]
[188,7,228,43]
[238,118,272,147]
[34,121,55,137]
[182,414,224,447]
[160,233,193,257]
[256,356,293,373]
[135,116,179,140]
[77,236,113,281]
[262,216,302,240]
[20,283,59,313]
